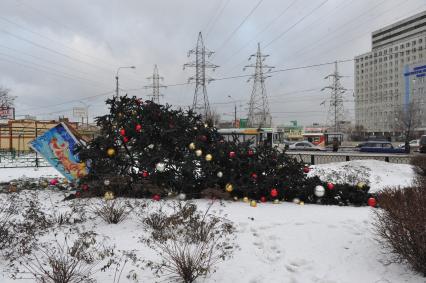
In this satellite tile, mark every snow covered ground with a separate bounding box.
[0,161,422,283]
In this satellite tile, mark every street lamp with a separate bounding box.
[227,95,237,128]
[115,66,136,98]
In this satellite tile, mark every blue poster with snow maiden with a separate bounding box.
[29,123,89,181]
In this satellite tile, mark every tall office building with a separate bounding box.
[354,11,426,135]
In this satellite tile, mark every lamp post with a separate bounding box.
[227,95,237,128]
[115,66,136,98]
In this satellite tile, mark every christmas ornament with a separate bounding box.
[119,129,126,136]
[195,149,202,157]
[189,142,196,150]
[225,183,233,193]
[248,149,254,156]
[82,184,89,191]
[50,179,58,186]
[123,136,129,143]
[233,196,239,201]
[357,182,366,190]
[148,144,154,149]
[367,197,377,207]
[327,183,335,190]
[250,200,257,207]
[260,196,267,203]
[104,191,114,200]
[303,166,310,173]
[270,188,278,198]
[229,151,236,158]
[107,148,116,157]
[314,185,325,197]
[178,193,186,201]
[141,170,149,178]
[293,198,300,204]
[251,173,258,180]
[243,196,249,203]
[199,135,207,142]
[216,171,223,178]
[273,199,280,204]
[75,192,81,198]
[156,162,166,172]
[104,180,110,186]
[40,181,48,188]
[135,124,142,132]
[299,201,305,205]
[205,154,213,161]
[152,194,161,201]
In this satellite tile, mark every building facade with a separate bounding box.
[354,11,426,136]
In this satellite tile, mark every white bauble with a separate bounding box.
[178,193,186,201]
[104,180,111,186]
[195,149,202,157]
[156,162,166,172]
[314,185,325,197]
[217,171,223,178]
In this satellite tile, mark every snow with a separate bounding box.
[0,167,61,182]
[0,161,422,283]
[308,160,415,193]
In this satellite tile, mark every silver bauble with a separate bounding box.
[104,180,111,186]
[314,185,325,197]
[195,149,202,157]
[178,193,186,201]
[217,171,223,178]
[156,162,166,172]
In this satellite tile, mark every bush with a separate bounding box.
[374,186,426,276]
[410,155,426,184]
[0,194,17,251]
[141,201,236,283]
[90,199,132,224]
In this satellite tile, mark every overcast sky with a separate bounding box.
[1,0,425,126]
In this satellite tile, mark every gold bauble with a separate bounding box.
[225,183,233,193]
[250,200,257,207]
[205,154,213,161]
[189,142,196,150]
[299,201,305,205]
[243,196,249,203]
[195,149,202,157]
[107,148,116,157]
[357,182,366,190]
[8,186,17,193]
[273,199,280,204]
[104,191,115,201]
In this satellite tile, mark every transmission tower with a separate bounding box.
[144,64,166,104]
[183,32,218,121]
[244,43,274,128]
[322,61,346,132]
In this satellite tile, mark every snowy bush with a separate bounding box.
[374,186,426,276]
[89,199,133,224]
[141,201,236,283]
[410,155,426,185]
[0,194,17,251]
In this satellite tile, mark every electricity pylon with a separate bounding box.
[144,64,166,104]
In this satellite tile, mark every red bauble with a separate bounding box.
[303,167,310,173]
[123,136,129,143]
[260,196,267,203]
[75,192,81,198]
[49,178,58,185]
[82,184,89,191]
[152,194,161,201]
[270,188,278,198]
[367,197,377,207]
[251,173,258,179]
[229,151,236,158]
[327,183,335,190]
[136,99,142,105]
[199,135,207,142]
[135,124,142,132]
[248,149,254,156]
[141,170,149,178]
[119,129,126,136]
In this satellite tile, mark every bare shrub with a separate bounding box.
[10,231,115,283]
[374,186,426,276]
[410,155,426,184]
[0,194,18,250]
[90,199,133,224]
[141,201,236,283]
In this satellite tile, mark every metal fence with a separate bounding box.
[286,152,412,165]
[0,152,50,168]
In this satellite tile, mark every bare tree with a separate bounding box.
[206,109,221,127]
[393,101,424,153]
[0,87,15,108]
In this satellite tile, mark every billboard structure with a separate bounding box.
[29,122,89,181]
[0,107,15,120]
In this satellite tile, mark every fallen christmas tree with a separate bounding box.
[77,95,375,206]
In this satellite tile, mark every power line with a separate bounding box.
[204,0,231,38]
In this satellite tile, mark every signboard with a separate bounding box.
[29,123,89,181]
[73,107,88,118]
[404,64,426,77]
[239,118,248,128]
[0,107,15,120]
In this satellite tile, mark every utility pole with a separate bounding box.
[244,43,274,128]
[322,61,346,132]
[115,66,136,98]
[144,64,166,104]
[184,32,218,121]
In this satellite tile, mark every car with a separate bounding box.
[420,135,426,153]
[288,141,325,151]
[398,139,420,151]
[359,141,405,154]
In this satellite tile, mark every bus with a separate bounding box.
[217,128,284,147]
[302,132,344,148]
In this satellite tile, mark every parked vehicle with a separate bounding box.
[288,141,326,151]
[420,135,426,153]
[397,139,420,152]
[359,141,405,154]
